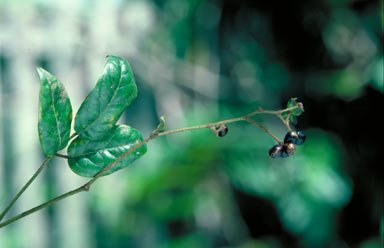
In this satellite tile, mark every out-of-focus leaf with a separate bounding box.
[290,115,298,125]
[74,55,137,140]
[37,67,72,156]
[68,125,147,177]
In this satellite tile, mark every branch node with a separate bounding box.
[83,185,90,192]
[297,102,304,111]
[149,132,159,139]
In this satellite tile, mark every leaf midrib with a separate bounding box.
[69,141,139,158]
[49,77,62,150]
[76,60,125,137]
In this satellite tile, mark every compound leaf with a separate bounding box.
[68,125,147,177]
[74,56,137,140]
[37,68,72,156]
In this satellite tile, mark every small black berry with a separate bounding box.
[284,130,306,145]
[283,142,296,156]
[284,131,299,144]
[216,124,228,137]
[269,145,283,158]
[296,130,306,145]
[280,150,289,158]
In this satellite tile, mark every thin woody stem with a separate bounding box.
[0,103,301,228]
[0,156,53,221]
[0,132,78,221]
[156,116,245,137]
[277,112,293,132]
[0,186,85,228]
[245,117,282,144]
[55,153,69,159]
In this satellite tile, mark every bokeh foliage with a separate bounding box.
[0,0,382,247]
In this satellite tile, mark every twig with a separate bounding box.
[0,103,301,228]
[245,117,282,144]
[0,156,53,221]
[0,132,78,221]
[55,153,70,159]
[0,186,85,228]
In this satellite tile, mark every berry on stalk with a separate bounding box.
[215,124,228,137]
[283,142,296,156]
[284,130,306,145]
[269,145,283,158]
[296,130,306,145]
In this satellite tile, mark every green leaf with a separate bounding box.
[74,55,137,140]
[68,125,147,177]
[287,98,303,116]
[289,115,298,125]
[156,116,166,131]
[37,68,72,156]
[282,111,288,119]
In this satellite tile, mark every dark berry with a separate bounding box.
[216,124,228,137]
[269,145,283,158]
[296,130,306,145]
[284,130,306,145]
[280,150,289,158]
[284,131,299,144]
[283,142,296,156]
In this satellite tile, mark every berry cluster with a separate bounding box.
[269,130,306,158]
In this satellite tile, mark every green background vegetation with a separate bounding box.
[0,0,382,247]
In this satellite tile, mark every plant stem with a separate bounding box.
[69,133,78,140]
[0,185,85,228]
[0,156,53,221]
[0,104,301,228]
[86,135,156,187]
[0,138,154,228]
[245,117,282,144]
[55,153,69,159]
[157,116,245,137]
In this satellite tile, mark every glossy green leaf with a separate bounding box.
[74,56,137,140]
[68,125,147,177]
[37,68,73,156]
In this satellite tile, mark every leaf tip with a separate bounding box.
[36,67,52,80]
[36,67,44,76]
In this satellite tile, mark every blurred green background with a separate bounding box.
[0,0,382,247]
